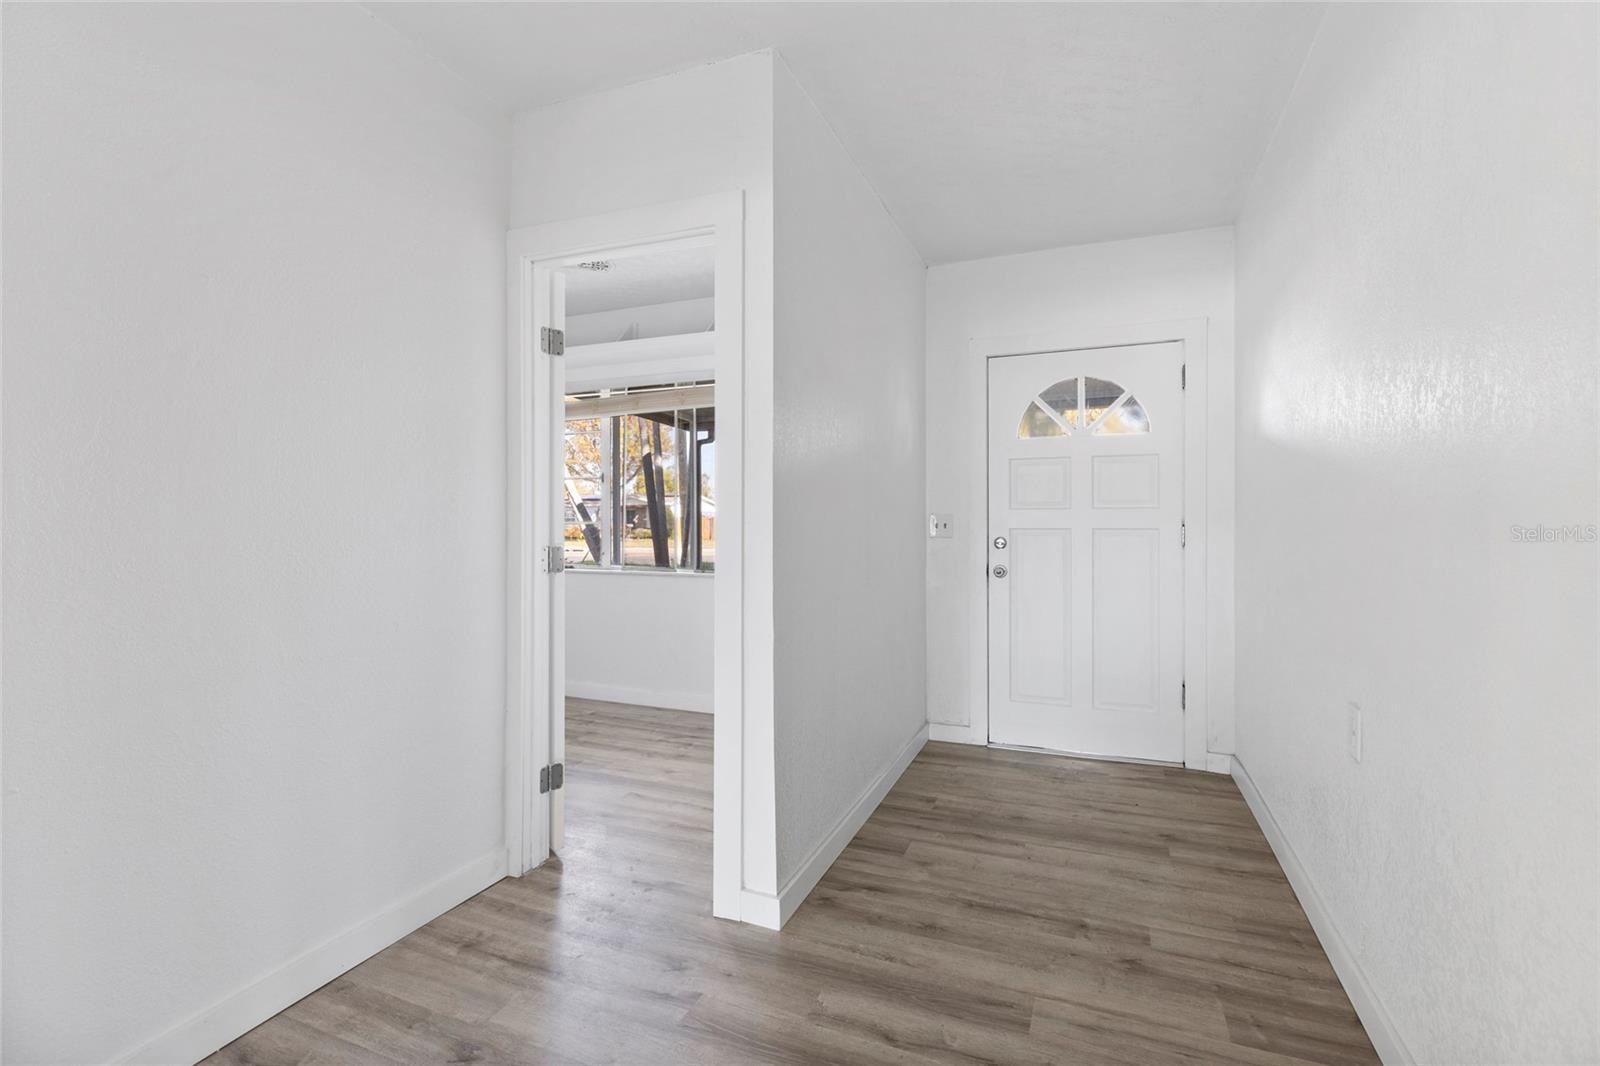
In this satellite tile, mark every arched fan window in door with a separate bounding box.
[1016,376,1150,438]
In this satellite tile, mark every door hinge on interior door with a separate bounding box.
[545,545,566,573]
[1180,521,1186,548]
[541,326,565,356]
[539,763,564,794]
[1181,363,1186,390]
[1181,682,1186,710]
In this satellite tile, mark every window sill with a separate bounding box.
[566,566,714,579]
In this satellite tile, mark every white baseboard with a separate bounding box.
[1230,757,1413,1066]
[118,849,507,1065]
[1204,751,1232,774]
[928,722,981,744]
[737,886,783,929]
[566,680,711,714]
[741,724,928,930]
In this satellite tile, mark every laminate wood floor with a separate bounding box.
[210,699,1377,1065]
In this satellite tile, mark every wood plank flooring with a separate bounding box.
[209,699,1376,1065]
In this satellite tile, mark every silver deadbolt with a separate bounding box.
[993,536,1007,550]
[992,564,1008,579]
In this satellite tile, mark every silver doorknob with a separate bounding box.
[992,564,1008,579]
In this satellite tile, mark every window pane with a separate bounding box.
[563,417,604,566]
[1094,396,1150,435]
[564,385,715,573]
[698,425,716,572]
[622,413,679,569]
[1018,400,1066,438]
[1038,378,1080,427]
[1084,377,1124,425]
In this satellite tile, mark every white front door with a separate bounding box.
[987,343,1185,762]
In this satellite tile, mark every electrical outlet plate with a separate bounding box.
[1348,702,1362,763]
[928,513,954,539]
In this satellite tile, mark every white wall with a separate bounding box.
[1234,5,1597,1063]
[771,60,927,887]
[566,572,713,713]
[1,5,508,1063]
[512,52,784,896]
[923,228,1237,755]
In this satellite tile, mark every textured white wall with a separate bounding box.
[566,572,713,712]
[1234,5,1598,1062]
[511,52,783,894]
[923,228,1237,753]
[771,61,927,885]
[1,4,508,1062]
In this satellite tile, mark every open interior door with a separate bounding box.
[544,268,567,854]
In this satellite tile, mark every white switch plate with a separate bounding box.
[928,513,954,539]
[1348,702,1362,763]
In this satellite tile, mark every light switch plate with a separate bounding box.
[928,513,954,539]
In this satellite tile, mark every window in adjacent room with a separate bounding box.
[562,382,715,572]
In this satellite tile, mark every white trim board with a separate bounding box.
[1231,756,1414,1066]
[928,723,976,745]
[741,725,928,930]
[933,722,1234,778]
[566,681,711,714]
[116,850,506,1065]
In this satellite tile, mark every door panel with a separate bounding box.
[1091,528,1159,711]
[1009,528,1072,704]
[1010,458,1072,508]
[987,342,1184,762]
[1091,454,1160,508]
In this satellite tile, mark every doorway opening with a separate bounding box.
[506,194,745,922]
[557,243,717,906]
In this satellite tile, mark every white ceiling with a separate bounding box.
[562,243,715,316]
[365,2,1325,263]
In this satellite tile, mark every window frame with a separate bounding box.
[1015,375,1152,439]
[563,381,716,575]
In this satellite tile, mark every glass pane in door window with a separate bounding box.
[1018,400,1067,438]
[1084,377,1124,426]
[1094,396,1150,435]
[1038,378,1081,427]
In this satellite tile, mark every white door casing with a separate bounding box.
[506,192,747,921]
[987,342,1185,763]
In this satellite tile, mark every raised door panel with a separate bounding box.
[1009,528,1073,704]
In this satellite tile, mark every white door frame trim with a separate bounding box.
[967,318,1211,771]
[505,192,746,920]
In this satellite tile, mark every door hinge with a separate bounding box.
[538,762,565,794]
[540,326,565,356]
[1180,521,1187,548]
[1181,682,1187,710]
[545,545,566,573]
[1180,363,1187,390]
